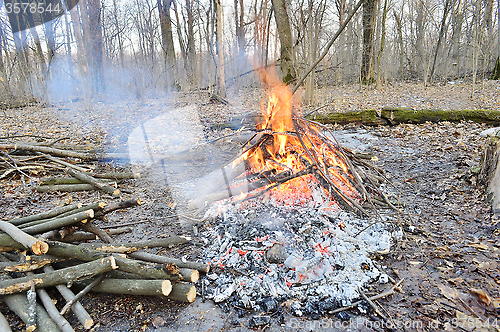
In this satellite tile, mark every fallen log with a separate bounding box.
[380,107,500,125]
[75,278,172,297]
[67,169,120,196]
[0,221,48,255]
[307,109,388,126]
[168,282,196,303]
[0,256,117,295]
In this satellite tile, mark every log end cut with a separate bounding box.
[31,241,49,256]
[162,280,172,296]
[84,318,94,330]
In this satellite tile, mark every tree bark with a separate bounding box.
[0,256,117,295]
[215,0,226,97]
[360,0,378,84]
[158,0,179,90]
[271,0,296,83]
[87,0,105,94]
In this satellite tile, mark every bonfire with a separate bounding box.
[213,70,391,216]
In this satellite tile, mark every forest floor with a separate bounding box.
[1,80,499,331]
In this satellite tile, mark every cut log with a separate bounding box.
[168,282,196,303]
[92,172,141,180]
[307,109,388,126]
[1,257,62,273]
[95,198,141,217]
[14,210,94,235]
[0,256,117,295]
[56,227,132,243]
[81,236,191,252]
[75,278,172,297]
[36,183,116,193]
[37,153,93,172]
[0,221,48,255]
[179,268,199,283]
[129,251,209,273]
[18,203,104,229]
[478,136,500,213]
[67,169,120,196]
[0,143,94,160]
[40,177,116,186]
[8,203,82,226]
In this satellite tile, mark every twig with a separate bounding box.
[28,272,75,332]
[330,278,404,314]
[60,273,107,315]
[44,265,94,329]
[27,280,37,332]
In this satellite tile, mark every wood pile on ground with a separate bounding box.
[0,199,205,331]
[0,137,207,331]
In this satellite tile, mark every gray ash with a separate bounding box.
[199,200,402,317]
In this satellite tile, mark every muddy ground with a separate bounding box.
[1,81,499,331]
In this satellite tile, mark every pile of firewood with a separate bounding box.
[0,199,207,331]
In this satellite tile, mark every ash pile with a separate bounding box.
[200,200,402,318]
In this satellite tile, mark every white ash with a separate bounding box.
[200,201,402,317]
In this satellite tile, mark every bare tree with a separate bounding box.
[158,0,179,90]
[271,0,296,83]
[360,0,378,84]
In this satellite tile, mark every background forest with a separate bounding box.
[0,0,499,106]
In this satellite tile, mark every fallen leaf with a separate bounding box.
[438,283,459,300]
[469,288,491,306]
[468,243,488,251]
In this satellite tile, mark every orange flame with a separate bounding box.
[234,69,360,207]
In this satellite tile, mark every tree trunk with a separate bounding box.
[360,0,378,84]
[87,0,105,94]
[215,0,226,97]
[430,0,451,81]
[271,0,296,83]
[376,0,388,87]
[158,0,179,90]
[450,0,464,79]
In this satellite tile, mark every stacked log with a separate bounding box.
[0,200,206,330]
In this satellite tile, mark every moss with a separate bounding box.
[308,109,388,126]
